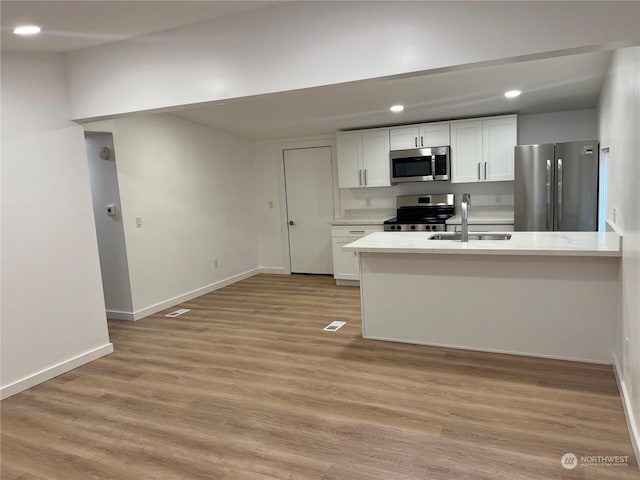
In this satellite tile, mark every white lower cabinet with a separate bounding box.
[331,225,383,282]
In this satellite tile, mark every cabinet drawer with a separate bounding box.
[331,225,383,238]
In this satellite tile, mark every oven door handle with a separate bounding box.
[431,155,436,179]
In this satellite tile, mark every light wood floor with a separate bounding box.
[1,274,638,479]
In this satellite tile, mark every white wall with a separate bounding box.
[1,53,112,399]
[85,133,134,315]
[518,109,598,145]
[64,1,640,120]
[598,46,640,460]
[110,114,259,318]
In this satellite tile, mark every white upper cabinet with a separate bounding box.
[389,126,419,150]
[337,115,514,187]
[450,120,483,183]
[482,116,517,182]
[419,123,450,148]
[336,133,362,188]
[451,115,517,183]
[390,122,450,150]
[337,129,390,188]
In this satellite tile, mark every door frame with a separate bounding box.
[276,137,340,274]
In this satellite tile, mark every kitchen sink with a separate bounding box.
[429,233,513,241]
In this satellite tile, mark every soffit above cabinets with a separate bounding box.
[170,50,611,140]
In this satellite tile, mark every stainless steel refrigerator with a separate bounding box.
[514,141,598,231]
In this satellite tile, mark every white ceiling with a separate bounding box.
[1,2,612,141]
[170,50,612,140]
[0,1,280,53]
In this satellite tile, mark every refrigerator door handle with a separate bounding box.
[557,159,563,229]
[546,159,552,230]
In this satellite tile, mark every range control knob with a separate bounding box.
[410,225,416,230]
[432,225,437,230]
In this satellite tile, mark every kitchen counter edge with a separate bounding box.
[343,231,621,257]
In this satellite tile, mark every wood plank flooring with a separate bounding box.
[1,274,638,479]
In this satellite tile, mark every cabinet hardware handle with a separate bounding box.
[359,169,362,186]
[484,162,488,180]
[415,137,418,148]
[557,159,563,229]
[546,159,552,230]
[289,220,295,226]
[420,136,424,147]
[364,169,368,185]
[477,162,481,180]
[349,230,365,234]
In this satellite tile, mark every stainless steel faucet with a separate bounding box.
[461,193,471,242]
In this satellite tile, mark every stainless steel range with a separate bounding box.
[383,194,455,231]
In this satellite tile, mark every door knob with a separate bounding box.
[289,220,296,226]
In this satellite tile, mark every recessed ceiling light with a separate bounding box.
[390,105,405,113]
[504,90,522,98]
[13,25,41,35]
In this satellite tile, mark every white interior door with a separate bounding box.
[284,147,334,274]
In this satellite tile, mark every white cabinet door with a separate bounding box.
[450,120,483,183]
[390,126,419,150]
[332,237,358,280]
[483,116,517,182]
[337,133,362,188]
[419,123,450,147]
[362,130,390,187]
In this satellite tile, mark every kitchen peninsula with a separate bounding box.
[344,231,621,363]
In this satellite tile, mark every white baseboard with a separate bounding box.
[108,268,290,322]
[106,309,135,321]
[336,279,359,287]
[0,343,114,400]
[363,335,612,365]
[613,352,640,467]
[131,268,262,320]
[258,267,290,275]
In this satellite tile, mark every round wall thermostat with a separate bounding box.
[99,147,111,160]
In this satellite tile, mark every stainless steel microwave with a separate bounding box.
[390,147,450,184]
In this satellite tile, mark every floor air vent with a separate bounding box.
[323,321,346,332]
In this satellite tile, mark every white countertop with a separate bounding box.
[446,206,514,225]
[343,231,621,257]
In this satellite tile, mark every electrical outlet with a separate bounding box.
[495,194,501,205]
[268,200,274,209]
[135,217,142,228]
[213,258,219,268]
[613,207,618,224]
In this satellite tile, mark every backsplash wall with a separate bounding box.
[339,181,514,218]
